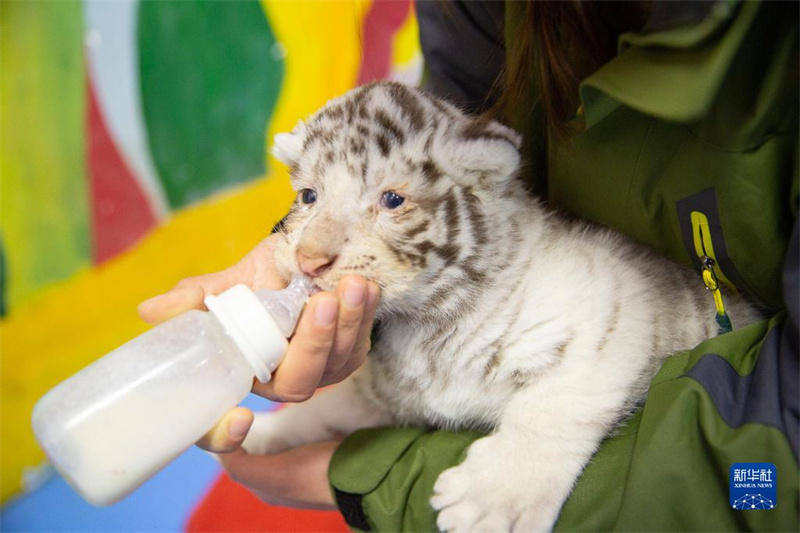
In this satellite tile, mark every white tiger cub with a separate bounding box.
[243,81,759,532]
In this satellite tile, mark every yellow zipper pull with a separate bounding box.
[701,256,732,334]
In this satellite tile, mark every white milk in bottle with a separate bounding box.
[32,276,313,505]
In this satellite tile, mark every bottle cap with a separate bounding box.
[205,285,287,383]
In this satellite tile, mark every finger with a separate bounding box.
[323,276,368,378]
[137,234,283,325]
[196,407,254,453]
[137,283,206,325]
[253,292,339,402]
[219,440,340,509]
[324,281,380,386]
[138,271,241,325]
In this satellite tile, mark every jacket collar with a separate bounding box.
[579,0,758,128]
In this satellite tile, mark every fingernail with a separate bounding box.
[138,294,162,309]
[343,279,367,308]
[315,297,338,326]
[229,417,251,440]
[142,286,189,307]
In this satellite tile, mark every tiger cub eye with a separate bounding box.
[381,191,405,209]
[301,189,317,204]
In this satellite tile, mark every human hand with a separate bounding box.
[206,408,339,510]
[137,233,379,450]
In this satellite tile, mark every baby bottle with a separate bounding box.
[31,276,314,506]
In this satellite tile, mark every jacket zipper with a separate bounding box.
[690,211,734,334]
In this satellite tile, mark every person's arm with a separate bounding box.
[416,0,505,113]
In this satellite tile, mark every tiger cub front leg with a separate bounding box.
[432,362,634,532]
[242,368,391,455]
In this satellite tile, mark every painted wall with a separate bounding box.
[0,0,420,504]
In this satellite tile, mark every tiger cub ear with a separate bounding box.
[434,117,522,189]
[271,121,307,167]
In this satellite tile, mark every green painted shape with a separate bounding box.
[0,0,90,311]
[138,0,284,209]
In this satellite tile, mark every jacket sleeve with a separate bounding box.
[781,220,799,454]
[329,428,483,531]
[415,0,504,114]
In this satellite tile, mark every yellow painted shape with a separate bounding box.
[261,0,371,170]
[1,173,295,503]
[690,211,737,294]
[391,3,421,67]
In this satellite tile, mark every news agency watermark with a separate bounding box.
[730,463,777,510]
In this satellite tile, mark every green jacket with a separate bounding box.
[329,1,799,530]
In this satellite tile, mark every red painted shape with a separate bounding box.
[357,0,412,85]
[185,473,349,533]
[86,74,157,264]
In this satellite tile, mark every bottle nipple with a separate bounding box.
[254,276,315,337]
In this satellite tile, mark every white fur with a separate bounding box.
[247,82,760,532]
[271,121,306,166]
[432,131,521,192]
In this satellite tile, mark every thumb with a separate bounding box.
[196,407,254,454]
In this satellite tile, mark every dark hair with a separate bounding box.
[495,1,650,143]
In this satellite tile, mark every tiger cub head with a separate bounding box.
[271,81,523,316]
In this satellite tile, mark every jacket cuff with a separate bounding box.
[328,427,483,531]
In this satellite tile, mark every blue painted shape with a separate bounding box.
[240,391,275,412]
[1,394,276,532]
[1,447,219,532]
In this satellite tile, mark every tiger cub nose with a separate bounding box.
[297,251,338,278]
